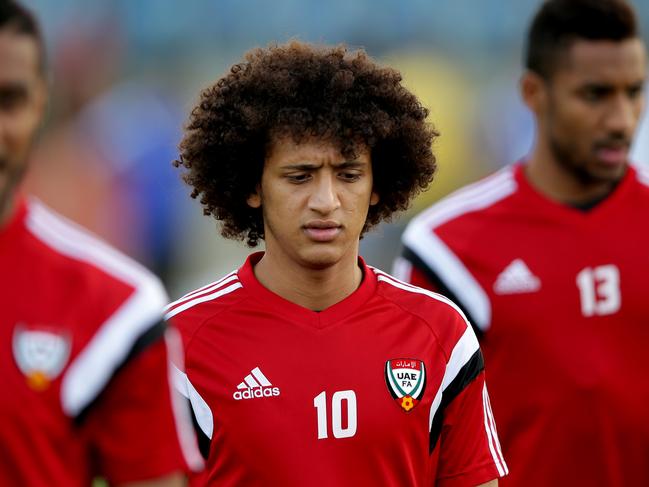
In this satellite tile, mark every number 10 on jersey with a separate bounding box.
[313,390,357,439]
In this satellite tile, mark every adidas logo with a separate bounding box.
[493,259,541,295]
[233,366,280,401]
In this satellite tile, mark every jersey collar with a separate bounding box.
[514,161,637,223]
[237,251,378,330]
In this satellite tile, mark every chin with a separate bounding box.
[588,162,628,183]
[298,247,344,270]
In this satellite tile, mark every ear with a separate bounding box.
[520,70,547,116]
[247,186,261,208]
[370,191,379,206]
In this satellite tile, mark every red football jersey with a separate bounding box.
[0,198,202,486]
[395,163,649,486]
[167,252,507,486]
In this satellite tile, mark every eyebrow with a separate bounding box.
[281,160,367,171]
[0,82,29,95]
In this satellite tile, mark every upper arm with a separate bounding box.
[434,372,508,486]
[84,331,192,484]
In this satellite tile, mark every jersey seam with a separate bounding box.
[183,290,250,363]
[375,287,450,363]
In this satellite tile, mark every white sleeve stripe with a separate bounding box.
[25,201,170,417]
[61,284,165,417]
[165,271,239,312]
[402,227,491,330]
[483,384,508,476]
[412,170,511,227]
[166,330,204,471]
[422,177,516,230]
[172,362,190,398]
[411,168,515,230]
[399,171,516,331]
[428,326,480,431]
[172,364,214,440]
[164,282,243,320]
[442,326,480,390]
[27,199,161,291]
[485,385,508,473]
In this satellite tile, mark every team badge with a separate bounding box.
[12,324,71,391]
[385,358,426,412]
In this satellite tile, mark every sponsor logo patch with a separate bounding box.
[13,324,71,391]
[385,358,426,412]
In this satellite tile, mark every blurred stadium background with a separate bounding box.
[23,0,649,298]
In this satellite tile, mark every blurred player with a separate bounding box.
[0,1,201,485]
[168,41,507,486]
[394,0,647,485]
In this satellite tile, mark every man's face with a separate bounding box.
[247,136,379,270]
[0,30,45,221]
[540,38,646,184]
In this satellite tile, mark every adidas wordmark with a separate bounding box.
[233,366,281,400]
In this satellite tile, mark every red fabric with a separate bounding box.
[401,163,649,486]
[172,252,503,486]
[0,198,187,486]
[436,373,502,487]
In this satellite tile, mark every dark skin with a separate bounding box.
[521,37,646,205]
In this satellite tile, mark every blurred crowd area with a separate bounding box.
[23,0,649,298]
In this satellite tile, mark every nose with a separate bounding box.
[308,174,340,215]
[604,93,641,136]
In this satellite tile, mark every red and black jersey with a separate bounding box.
[0,197,202,486]
[168,252,507,487]
[395,163,649,486]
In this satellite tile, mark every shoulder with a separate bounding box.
[164,269,246,346]
[24,200,170,417]
[370,267,475,359]
[631,163,649,194]
[24,199,167,311]
[403,165,518,243]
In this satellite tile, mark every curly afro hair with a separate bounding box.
[176,40,438,246]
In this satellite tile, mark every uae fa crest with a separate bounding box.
[385,358,426,412]
[12,324,71,391]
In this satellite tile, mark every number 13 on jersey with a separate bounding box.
[576,264,621,317]
[313,390,357,439]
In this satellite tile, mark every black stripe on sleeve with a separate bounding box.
[74,320,167,425]
[429,349,485,453]
[402,245,483,340]
[187,400,212,460]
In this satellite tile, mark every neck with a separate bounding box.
[252,249,363,311]
[0,191,18,230]
[526,139,621,205]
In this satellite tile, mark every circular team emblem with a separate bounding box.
[12,324,71,391]
[385,358,426,412]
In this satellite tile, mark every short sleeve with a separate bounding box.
[83,334,189,484]
[435,372,508,486]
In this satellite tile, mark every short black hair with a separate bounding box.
[176,41,437,247]
[525,0,639,79]
[0,0,45,73]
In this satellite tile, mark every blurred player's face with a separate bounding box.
[537,38,646,186]
[0,30,45,224]
[247,136,378,271]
